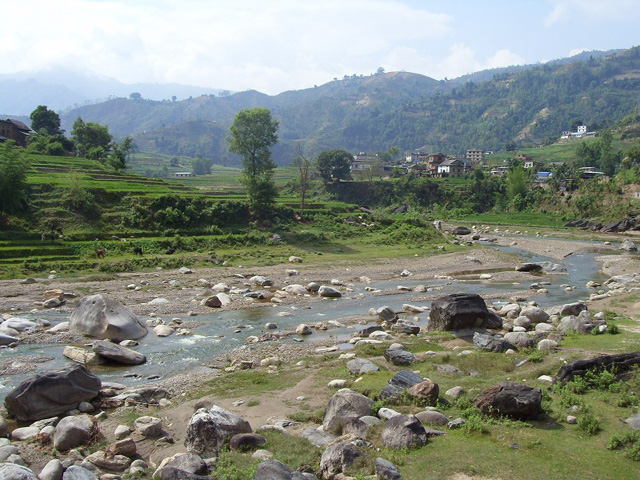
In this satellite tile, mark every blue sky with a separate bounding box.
[1,0,638,94]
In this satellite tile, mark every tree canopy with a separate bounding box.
[30,105,62,135]
[71,117,113,161]
[0,141,30,215]
[228,108,279,220]
[316,149,354,182]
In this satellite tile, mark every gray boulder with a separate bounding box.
[475,382,542,420]
[318,286,342,298]
[229,433,266,451]
[375,458,403,480]
[4,365,101,422]
[383,348,415,366]
[185,406,252,456]
[451,226,471,235]
[503,332,536,349]
[0,464,37,480]
[92,340,146,365]
[381,414,428,449]
[380,370,423,401]
[153,452,208,479]
[38,459,64,480]
[515,263,543,272]
[61,466,97,480]
[53,414,96,451]
[473,332,516,352]
[415,410,449,426]
[319,439,365,479]
[69,294,147,341]
[377,306,398,323]
[429,293,489,330]
[346,358,380,375]
[393,320,420,335]
[560,303,588,317]
[0,334,18,346]
[520,307,549,324]
[254,459,314,480]
[620,239,638,251]
[322,389,374,434]
[557,315,595,334]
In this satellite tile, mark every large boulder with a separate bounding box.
[384,348,415,366]
[475,382,542,420]
[473,332,516,352]
[346,358,380,375]
[254,459,314,480]
[319,439,365,479]
[53,414,96,451]
[92,340,146,365]
[380,370,424,401]
[406,380,439,406]
[375,458,403,480]
[519,307,549,324]
[185,406,252,457]
[429,293,489,331]
[0,464,37,479]
[381,414,428,449]
[323,389,374,434]
[153,452,209,479]
[451,226,471,235]
[4,365,101,421]
[69,294,147,341]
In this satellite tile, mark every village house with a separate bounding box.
[0,119,32,147]
[436,158,465,177]
[466,148,484,165]
[174,171,194,177]
[560,125,597,140]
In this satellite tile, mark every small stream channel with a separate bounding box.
[0,238,619,403]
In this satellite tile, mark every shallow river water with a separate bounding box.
[0,239,616,402]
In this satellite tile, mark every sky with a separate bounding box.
[1,0,639,95]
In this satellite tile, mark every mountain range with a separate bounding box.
[5,48,639,166]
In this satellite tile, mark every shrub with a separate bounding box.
[577,413,600,435]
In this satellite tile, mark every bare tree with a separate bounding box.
[291,144,313,220]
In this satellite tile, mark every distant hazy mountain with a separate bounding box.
[41,47,640,165]
[0,66,225,115]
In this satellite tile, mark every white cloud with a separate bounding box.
[486,49,526,69]
[569,48,589,57]
[544,0,640,26]
[0,0,453,94]
[438,45,524,79]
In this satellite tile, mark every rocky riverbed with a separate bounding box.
[0,230,639,479]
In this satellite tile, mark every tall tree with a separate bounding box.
[291,145,313,220]
[0,141,30,215]
[228,108,279,220]
[316,149,353,182]
[30,105,62,135]
[71,117,113,161]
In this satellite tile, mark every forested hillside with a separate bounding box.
[60,47,640,165]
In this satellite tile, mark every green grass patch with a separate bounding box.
[201,369,306,398]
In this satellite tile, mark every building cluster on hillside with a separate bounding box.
[0,119,32,147]
[560,125,597,140]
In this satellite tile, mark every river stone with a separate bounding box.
[620,239,638,251]
[451,226,471,235]
[381,414,428,449]
[202,295,222,308]
[296,324,312,335]
[535,323,555,333]
[560,303,588,317]
[520,306,549,324]
[0,464,37,479]
[53,414,95,451]
[377,306,398,322]
[0,333,19,346]
[254,459,310,480]
[384,348,415,366]
[63,346,101,366]
[475,382,542,420]
[558,315,594,333]
[185,406,252,456]
[380,370,423,400]
[92,340,146,365]
[0,414,6,438]
[306,282,321,293]
[134,416,163,437]
[393,320,420,335]
[2,318,37,332]
[69,294,147,341]
[11,426,40,441]
[5,365,101,421]
[323,389,374,434]
[39,459,64,480]
[516,263,543,272]
[375,457,402,480]
[473,332,517,352]
[429,293,489,330]
[537,339,558,351]
[346,358,380,374]
[406,380,439,405]
[84,451,131,472]
[283,284,307,295]
[319,439,365,479]
[61,465,97,480]
[415,410,449,426]
[499,303,521,317]
[503,331,536,348]
[154,325,174,337]
[318,286,341,298]
[355,325,383,337]
[153,452,209,478]
[513,316,532,329]
[250,275,272,286]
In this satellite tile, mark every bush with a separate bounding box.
[577,413,600,435]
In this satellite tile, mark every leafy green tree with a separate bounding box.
[71,117,113,161]
[506,166,529,210]
[316,149,353,182]
[192,157,213,175]
[0,141,30,215]
[108,136,133,171]
[228,108,279,220]
[30,105,62,135]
